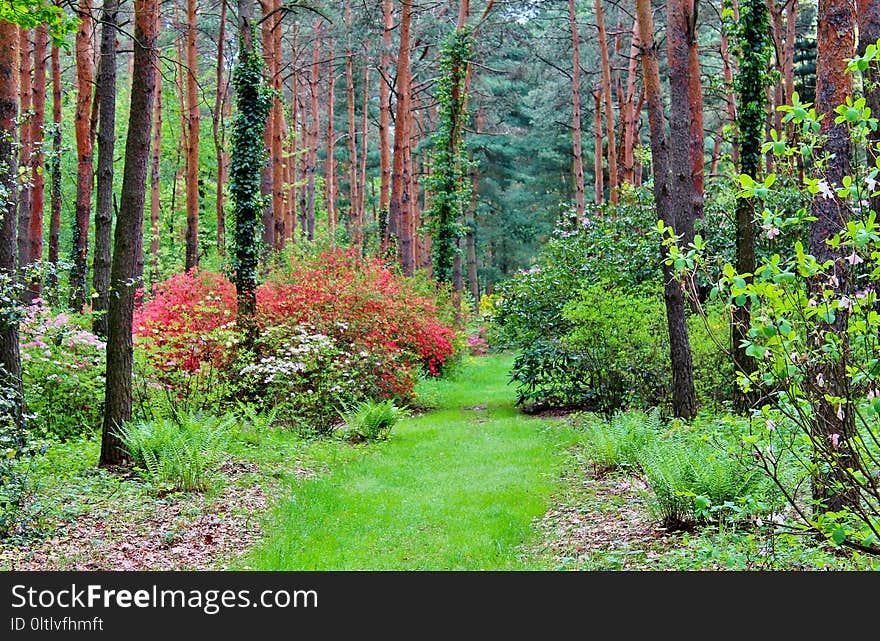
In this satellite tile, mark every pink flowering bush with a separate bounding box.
[20,301,105,439]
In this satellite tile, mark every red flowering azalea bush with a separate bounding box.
[134,269,238,374]
[134,250,459,432]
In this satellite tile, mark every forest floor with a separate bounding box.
[2,354,868,570]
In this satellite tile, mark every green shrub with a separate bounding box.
[338,399,409,442]
[118,414,232,492]
[581,409,661,474]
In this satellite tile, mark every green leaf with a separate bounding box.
[831,528,846,545]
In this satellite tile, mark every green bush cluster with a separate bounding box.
[491,198,731,415]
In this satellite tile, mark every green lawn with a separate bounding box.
[239,354,581,570]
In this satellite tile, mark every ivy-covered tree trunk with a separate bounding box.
[100,0,159,467]
[426,29,472,284]
[231,11,271,345]
[92,0,119,338]
[0,17,23,431]
[637,0,697,419]
[808,0,858,513]
[732,0,771,413]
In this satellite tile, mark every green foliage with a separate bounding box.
[118,414,232,492]
[425,28,473,283]
[665,49,880,551]
[580,409,661,474]
[637,437,768,530]
[229,33,273,320]
[338,398,408,442]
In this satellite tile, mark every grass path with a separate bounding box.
[240,354,580,570]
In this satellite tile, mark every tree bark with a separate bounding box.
[26,24,48,302]
[359,46,370,233]
[184,0,200,270]
[858,0,880,217]
[0,17,23,430]
[17,28,32,271]
[150,64,162,286]
[326,36,337,238]
[621,13,640,186]
[595,0,619,204]
[101,0,159,466]
[686,0,704,220]
[71,0,94,312]
[48,35,61,293]
[345,2,359,240]
[637,0,697,419]
[391,0,413,275]
[214,0,229,257]
[568,0,585,218]
[306,20,320,241]
[379,0,393,241]
[807,0,858,512]
[592,84,604,205]
[271,0,284,251]
[92,0,119,338]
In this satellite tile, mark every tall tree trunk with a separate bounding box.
[48,34,61,293]
[592,84,604,205]
[391,0,413,275]
[17,28,32,271]
[101,0,159,466]
[783,0,797,105]
[768,0,784,133]
[288,23,299,243]
[306,20,320,241]
[271,0,284,251]
[807,0,858,512]
[345,2,359,240]
[214,0,228,257]
[92,0,119,338]
[686,0,704,220]
[71,0,94,312]
[621,12,640,185]
[637,0,698,419]
[326,36,337,238]
[184,0,200,270]
[26,25,48,302]
[466,164,479,310]
[568,0,585,217]
[150,65,162,286]
[379,0,393,239]
[0,17,23,430]
[732,0,771,413]
[595,0,619,204]
[359,47,370,233]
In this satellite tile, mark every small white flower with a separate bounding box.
[836,405,845,421]
[816,373,826,387]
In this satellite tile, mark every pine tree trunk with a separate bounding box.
[101,0,159,466]
[26,25,48,302]
[359,48,369,233]
[592,85,604,205]
[720,0,739,166]
[595,0,619,204]
[391,0,413,275]
[568,0,585,217]
[150,66,162,286]
[637,0,697,419]
[621,13,640,186]
[214,0,228,257]
[0,17,23,430]
[48,36,61,293]
[92,0,119,338]
[783,0,797,104]
[326,36,337,238]
[271,0,285,251]
[306,20,320,241]
[184,0,200,270]
[17,28,32,271]
[808,0,858,512]
[71,1,94,312]
[686,0,704,220]
[379,0,393,239]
